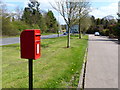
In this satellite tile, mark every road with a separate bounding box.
[84,35,118,88]
[0,34,65,46]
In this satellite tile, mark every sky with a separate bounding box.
[1,0,119,24]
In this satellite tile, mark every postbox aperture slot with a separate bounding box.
[36,35,41,36]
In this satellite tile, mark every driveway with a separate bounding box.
[0,34,65,46]
[84,35,118,88]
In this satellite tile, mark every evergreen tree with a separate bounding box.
[96,18,101,25]
[22,7,33,25]
[37,13,48,33]
[22,1,40,25]
[22,1,59,33]
[22,0,48,32]
[45,10,59,33]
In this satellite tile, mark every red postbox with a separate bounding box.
[20,29,41,60]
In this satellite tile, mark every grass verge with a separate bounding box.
[0,35,20,38]
[41,33,60,35]
[2,35,88,88]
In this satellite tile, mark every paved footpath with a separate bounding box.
[84,35,118,88]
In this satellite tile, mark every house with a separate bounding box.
[66,24,79,33]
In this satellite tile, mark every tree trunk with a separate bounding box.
[78,19,81,39]
[118,37,120,44]
[58,33,60,37]
[67,26,70,48]
[57,31,59,37]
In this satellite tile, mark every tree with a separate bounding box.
[22,7,33,25]
[90,15,95,26]
[2,10,20,36]
[80,16,92,35]
[104,19,109,29]
[51,0,82,48]
[15,6,23,21]
[28,0,41,25]
[113,24,120,42]
[45,10,59,33]
[37,13,48,33]
[1,2,12,35]
[22,0,41,25]
[100,18,104,25]
[22,0,48,33]
[61,24,66,30]
[77,1,90,39]
[96,18,101,25]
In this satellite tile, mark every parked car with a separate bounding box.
[95,32,100,36]
[63,32,67,35]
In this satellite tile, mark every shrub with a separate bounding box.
[12,21,40,32]
[11,21,31,32]
[2,18,40,36]
[109,34,115,38]
[2,17,20,36]
[112,24,120,39]
[100,29,109,36]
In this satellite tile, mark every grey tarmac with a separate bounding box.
[0,34,65,46]
[84,35,118,88]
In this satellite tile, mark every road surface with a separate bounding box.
[84,35,118,88]
[0,34,65,46]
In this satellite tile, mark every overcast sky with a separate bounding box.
[2,0,119,24]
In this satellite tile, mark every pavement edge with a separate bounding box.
[77,47,88,89]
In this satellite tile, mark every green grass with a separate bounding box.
[2,35,88,88]
[41,33,59,35]
[0,35,20,38]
